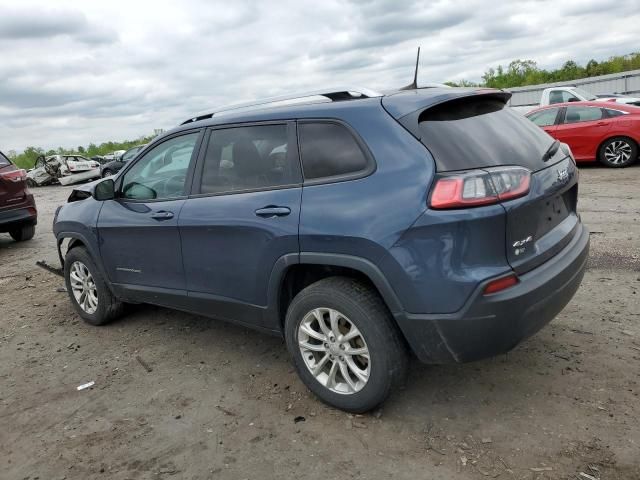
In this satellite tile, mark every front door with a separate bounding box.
[554,106,610,160]
[179,122,302,329]
[98,131,202,298]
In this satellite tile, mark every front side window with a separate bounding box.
[527,108,559,127]
[121,133,199,200]
[563,106,603,124]
[122,146,143,162]
[0,151,9,166]
[298,122,370,180]
[199,124,300,194]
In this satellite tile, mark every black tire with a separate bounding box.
[26,178,37,188]
[284,277,408,413]
[9,224,35,241]
[102,169,113,178]
[598,137,638,168]
[64,246,124,326]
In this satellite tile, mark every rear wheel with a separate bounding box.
[284,277,408,413]
[599,137,638,168]
[9,224,35,241]
[26,178,37,188]
[64,246,124,326]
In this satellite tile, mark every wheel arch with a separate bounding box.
[597,135,639,161]
[267,253,405,332]
[56,232,112,288]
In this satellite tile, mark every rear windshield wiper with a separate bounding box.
[542,140,560,162]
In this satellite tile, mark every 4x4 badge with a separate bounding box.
[557,168,568,182]
[513,236,533,256]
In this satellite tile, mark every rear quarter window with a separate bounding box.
[298,122,373,181]
[417,96,554,172]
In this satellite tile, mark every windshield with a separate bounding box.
[572,87,597,101]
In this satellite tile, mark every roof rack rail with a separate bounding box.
[181,86,383,125]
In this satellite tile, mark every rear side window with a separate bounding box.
[298,122,371,181]
[605,109,626,118]
[563,106,603,124]
[199,124,300,195]
[418,96,555,172]
[527,108,559,127]
[0,151,10,166]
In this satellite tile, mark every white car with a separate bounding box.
[102,150,127,161]
[26,155,101,187]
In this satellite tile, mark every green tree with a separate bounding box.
[450,52,640,90]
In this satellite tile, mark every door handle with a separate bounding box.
[150,210,174,220]
[255,206,291,218]
[597,121,607,125]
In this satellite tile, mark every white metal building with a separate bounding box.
[506,69,640,106]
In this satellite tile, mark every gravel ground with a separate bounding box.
[1,165,639,480]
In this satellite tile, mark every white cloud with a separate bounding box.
[0,0,638,151]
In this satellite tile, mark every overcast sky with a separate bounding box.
[1,0,639,153]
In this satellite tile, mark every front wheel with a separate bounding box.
[285,277,408,413]
[599,137,638,168]
[102,169,113,178]
[26,178,38,188]
[64,246,124,326]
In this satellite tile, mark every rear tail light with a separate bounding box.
[430,166,530,209]
[0,169,27,182]
[484,273,518,295]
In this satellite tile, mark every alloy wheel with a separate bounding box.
[297,307,370,394]
[69,261,99,314]
[604,140,632,165]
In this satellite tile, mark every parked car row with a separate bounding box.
[26,155,101,187]
[511,86,640,114]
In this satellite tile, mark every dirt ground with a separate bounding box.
[1,165,639,480]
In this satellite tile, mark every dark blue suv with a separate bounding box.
[53,86,589,412]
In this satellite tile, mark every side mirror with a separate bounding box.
[94,178,115,201]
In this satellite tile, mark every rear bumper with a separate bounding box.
[0,202,38,232]
[396,223,589,363]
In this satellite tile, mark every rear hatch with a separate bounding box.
[384,90,580,274]
[0,152,28,211]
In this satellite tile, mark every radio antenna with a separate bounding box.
[400,47,420,90]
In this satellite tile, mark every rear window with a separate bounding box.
[298,122,371,181]
[418,96,555,172]
[0,151,10,166]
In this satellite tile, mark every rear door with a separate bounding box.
[97,131,202,298]
[179,122,302,329]
[553,106,610,160]
[404,93,580,274]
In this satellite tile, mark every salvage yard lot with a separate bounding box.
[1,166,639,480]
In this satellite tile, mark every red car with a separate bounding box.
[525,101,640,167]
[0,151,37,241]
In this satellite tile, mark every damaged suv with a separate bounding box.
[52,86,589,412]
